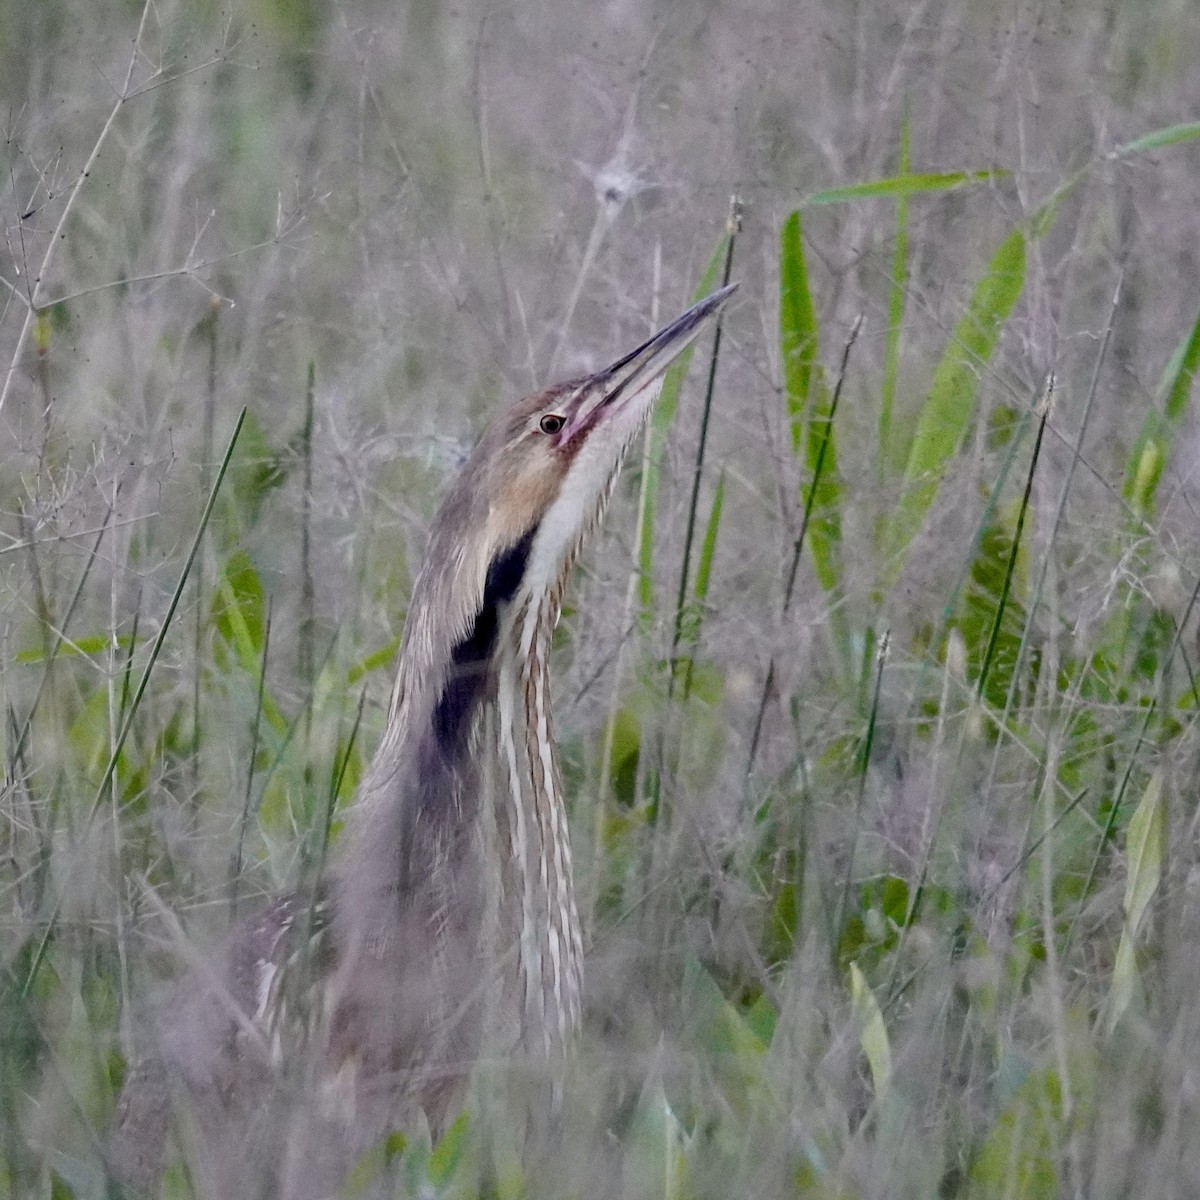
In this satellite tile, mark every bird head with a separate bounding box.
[472,282,738,600]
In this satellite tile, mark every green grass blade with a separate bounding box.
[212,549,267,666]
[780,210,821,457]
[967,1064,1066,1198]
[804,169,1006,206]
[780,211,845,605]
[836,631,888,946]
[849,962,892,1098]
[879,114,912,481]
[230,596,273,920]
[346,636,403,686]
[1113,121,1200,156]
[1162,303,1200,421]
[973,397,1047,704]
[679,471,726,702]
[889,227,1027,564]
[802,384,844,597]
[1123,302,1200,517]
[1105,769,1165,1034]
[693,470,725,608]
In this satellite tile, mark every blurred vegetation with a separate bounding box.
[4,0,1200,1196]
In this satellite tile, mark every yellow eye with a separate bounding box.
[539,414,565,434]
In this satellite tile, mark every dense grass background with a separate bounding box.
[4,0,1200,1195]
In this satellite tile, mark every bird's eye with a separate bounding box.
[539,414,565,435]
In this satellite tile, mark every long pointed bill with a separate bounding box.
[560,283,738,442]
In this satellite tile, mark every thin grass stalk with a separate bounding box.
[780,315,862,619]
[247,630,343,828]
[291,688,367,1017]
[835,630,889,955]
[679,471,726,704]
[1037,722,1076,1151]
[17,507,54,695]
[978,280,1121,831]
[192,297,220,805]
[637,241,734,857]
[881,629,957,1004]
[637,241,729,623]
[667,198,741,697]
[300,361,317,697]
[34,314,53,472]
[116,600,141,734]
[22,408,248,998]
[975,385,1049,701]
[230,596,274,921]
[109,563,141,1049]
[986,787,1090,914]
[873,384,1038,794]
[746,315,861,776]
[316,687,367,880]
[645,213,739,922]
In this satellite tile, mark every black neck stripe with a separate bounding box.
[431,529,535,761]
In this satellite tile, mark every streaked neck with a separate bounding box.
[492,587,583,1053]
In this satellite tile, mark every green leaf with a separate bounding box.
[780,211,844,602]
[15,633,131,664]
[624,1079,689,1200]
[50,1167,77,1199]
[693,471,725,608]
[428,1108,471,1186]
[682,957,770,1060]
[804,169,1007,205]
[890,227,1027,561]
[954,502,1030,709]
[849,962,892,1098]
[211,549,266,669]
[676,474,727,701]
[780,210,822,456]
[1113,121,1200,156]
[343,1129,407,1194]
[225,408,287,531]
[767,868,801,965]
[1106,769,1165,1033]
[1123,303,1200,517]
[209,549,288,736]
[679,958,774,1121]
[346,636,402,686]
[1162,304,1200,422]
[968,1064,1064,1198]
[802,378,843,598]
[605,705,642,806]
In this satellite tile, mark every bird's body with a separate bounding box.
[108,285,736,1196]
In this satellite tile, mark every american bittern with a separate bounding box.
[109,284,737,1197]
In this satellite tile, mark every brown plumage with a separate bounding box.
[108,284,737,1197]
